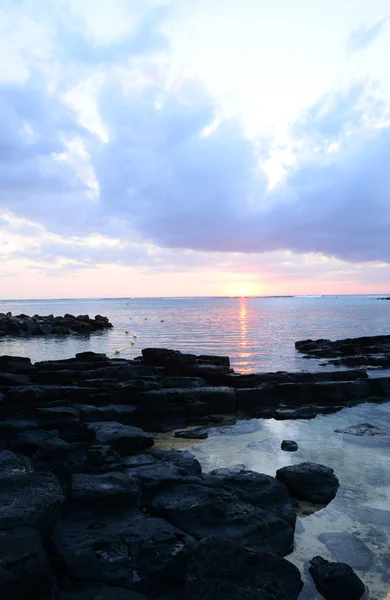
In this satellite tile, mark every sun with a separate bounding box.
[239,285,248,297]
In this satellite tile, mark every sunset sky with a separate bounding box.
[1,0,390,299]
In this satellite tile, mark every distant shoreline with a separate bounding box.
[2,293,390,302]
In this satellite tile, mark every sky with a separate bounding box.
[1,0,390,299]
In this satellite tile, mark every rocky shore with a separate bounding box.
[0,313,112,336]
[1,345,384,599]
[295,334,390,369]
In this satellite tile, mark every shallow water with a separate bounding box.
[154,401,390,599]
[1,295,390,373]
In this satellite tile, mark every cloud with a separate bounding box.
[346,16,389,54]
[1,0,390,281]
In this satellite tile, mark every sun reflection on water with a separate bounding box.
[238,298,251,372]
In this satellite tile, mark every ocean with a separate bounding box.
[1,294,389,371]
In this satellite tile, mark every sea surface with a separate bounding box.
[1,294,389,371]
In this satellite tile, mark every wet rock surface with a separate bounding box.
[0,313,112,337]
[276,462,339,505]
[309,555,365,599]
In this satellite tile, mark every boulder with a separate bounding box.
[149,450,202,475]
[318,532,374,570]
[185,537,303,600]
[0,527,54,599]
[0,450,65,532]
[276,462,339,504]
[208,466,296,528]
[281,440,298,452]
[85,422,154,456]
[309,556,365,599]
[50,508,194,595]
[10,429,69,457]
[149,483,294,556]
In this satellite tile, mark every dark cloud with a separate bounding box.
[346,16,389,54]
[82,76,390,263]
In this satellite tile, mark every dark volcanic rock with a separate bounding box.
[0,313,112,337]
[335,423,390,437]
[0,527,54,599]
[174,428,208,439]
[309,555,365,599]
[149,450,202,475]
[0,450,65,532]
[142,348,179,366]
[71,472,141,507]
[318,532,374,570]
[281,440,298,452]
[10,429,69,456]
[51,508,194,595]
[149,482,294,555]
[33,442,121,484]
[138,387,236,415]
[59,586,150,600]
[276,462,339,504]
[85,422,154,455]
[208,466,296,528]
[185,536,303,600]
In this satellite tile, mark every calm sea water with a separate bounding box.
[1,295,389,371]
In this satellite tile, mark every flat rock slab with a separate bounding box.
[0,527,54,599]
[0,450,65,532]
[353,506,390,526]
[276,462,339,505]
[318,532,374,570]
[86,422,154,456]
[149,482,294,556]
[59,585,150,600]
[335,423,390,437]
[309,555,366,600]
[51,508,194,596]
[185,537,302,600]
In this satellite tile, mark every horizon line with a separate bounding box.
[1,293,390,302]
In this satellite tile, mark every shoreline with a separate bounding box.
[1,344,388,598]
